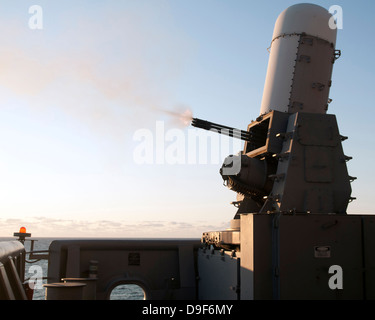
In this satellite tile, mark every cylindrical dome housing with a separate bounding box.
[260,3,338,115]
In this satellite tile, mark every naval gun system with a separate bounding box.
[192,2,353,250]
[193,3,375,300]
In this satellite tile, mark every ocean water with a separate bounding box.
[0,237,145,300]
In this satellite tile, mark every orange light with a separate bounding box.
[19,227,26,234]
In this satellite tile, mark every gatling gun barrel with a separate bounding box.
[191,118,252,142]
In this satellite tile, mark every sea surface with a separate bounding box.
[0,237,145,300]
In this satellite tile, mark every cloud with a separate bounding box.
[0,216,230,238]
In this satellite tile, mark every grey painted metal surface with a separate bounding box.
[44,282,86,300]
[48,239,200,300]
[0,241,27,300]
[242,213,375,300]
[198,214,375,300]
[197,249,240,300]
[62,278,97,300]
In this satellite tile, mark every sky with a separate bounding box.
[0,0,374,238]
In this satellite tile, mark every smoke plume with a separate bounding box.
[153,105,193,127]
[0,4,192,137]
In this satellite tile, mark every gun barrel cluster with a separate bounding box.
[191,118,252,142]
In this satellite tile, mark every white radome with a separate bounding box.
[260,3,337,115]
